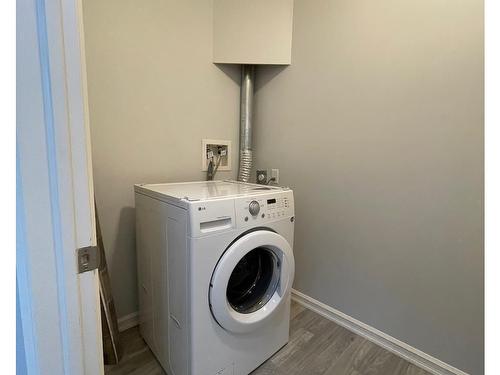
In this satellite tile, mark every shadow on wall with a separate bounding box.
[214,63,241,85]
[214,63,288,91]
[108,206,138,314]
[255,65,287,92]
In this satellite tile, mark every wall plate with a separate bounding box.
[270,168,279,184]
[201,139,232,171]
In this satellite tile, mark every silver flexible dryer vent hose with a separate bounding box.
[238,149,253,182]
[237,65,255,183]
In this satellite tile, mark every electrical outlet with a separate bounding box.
[271,169,279,184]
[202,139,231,171]
[256,170,267,185]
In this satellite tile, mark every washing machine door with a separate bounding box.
[209,229,295,334]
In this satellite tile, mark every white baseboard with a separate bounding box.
[291,289,469,375]
[117,311,139,332]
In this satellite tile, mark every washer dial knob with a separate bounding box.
[248,200,260,216]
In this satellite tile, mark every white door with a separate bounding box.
[209,230,295,333]
[17,0,103,373]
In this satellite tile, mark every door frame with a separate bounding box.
[17,0,103,373]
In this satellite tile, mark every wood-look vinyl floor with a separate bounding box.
[105,301,431,375]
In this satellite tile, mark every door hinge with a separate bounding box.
[77,246,100,274]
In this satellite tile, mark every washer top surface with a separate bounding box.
[135,180,289,204]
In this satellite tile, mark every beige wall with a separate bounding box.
[83,0,239,317]
[254,0,483,374]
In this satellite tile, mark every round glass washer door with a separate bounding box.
[209,230,294,334]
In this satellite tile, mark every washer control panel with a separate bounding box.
[235,191,294,228]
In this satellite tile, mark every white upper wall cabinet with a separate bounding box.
[213,0,293,65]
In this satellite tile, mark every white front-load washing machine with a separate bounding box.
[134,180,295,375]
